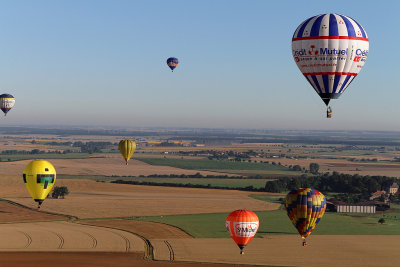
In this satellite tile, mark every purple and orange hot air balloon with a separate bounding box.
[166,57,179,72]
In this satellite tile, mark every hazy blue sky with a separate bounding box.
[0,0,398,130]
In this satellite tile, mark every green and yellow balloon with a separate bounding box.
[23,160,56,209]
[118,139,136,165]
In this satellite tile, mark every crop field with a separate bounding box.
[5,179,279,219]
[137,203,400,237]
[0,153,97,162]
[256,156,400,177]
[0,156,235,177]
[135,157,299,176]
[57,175,274,190]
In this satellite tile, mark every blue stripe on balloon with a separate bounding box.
[329,14,339,36]
[295,16,317,38]
[333,75,341,93]
[305,76,315,89]
[322,75,329,94]
[310,75,323,94]
[339,15,356,37]
[310,15,325,36]
[351,17,367,38]
[338,75,352,93]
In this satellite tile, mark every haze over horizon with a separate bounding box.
[0,0,398,131]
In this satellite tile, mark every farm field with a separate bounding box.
[1,132,400,266]
[137,206,400,238]
[70,175,274,189]
[5,180,279,218]
[0,156,235,177]
[256,156,400,176]
[155,236,400,267]
[135,157,299,176]
[0,153,96,162]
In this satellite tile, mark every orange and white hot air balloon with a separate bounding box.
[226,210,259,254]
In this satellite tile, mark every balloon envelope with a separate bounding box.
[166,57,179,71]
[23,160,56,208]
[292,14,369,105]
[285,188,326,241]
[118,140,136,165]
[0,93,15,116]
[226,210,259,254]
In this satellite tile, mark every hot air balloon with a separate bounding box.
[0,94,15,116]
[166,57,179,72]
[23,160,56,209]
[292,14,369,118]
[285,188,326,246]
[226,210,259,254]
[118,139,136,165]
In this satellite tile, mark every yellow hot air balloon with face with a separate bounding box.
[118,140,136,165]
[23,160,56,209]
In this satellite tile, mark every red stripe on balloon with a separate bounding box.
[292,36,368,41]
[303,72,358,76]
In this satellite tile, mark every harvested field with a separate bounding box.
[0,221,144,252]
[81,219,192,239]
[0,201,68,223]
[6,180,279,218]
[0,156,234,177]
[155,235,400,267]
[0,252,258,267]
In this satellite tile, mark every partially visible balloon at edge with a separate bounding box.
[0,93,15,116]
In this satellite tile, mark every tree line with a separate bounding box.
[264,172,399,194]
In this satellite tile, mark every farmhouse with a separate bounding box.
[386,182,399,194]
[369,190,386,200]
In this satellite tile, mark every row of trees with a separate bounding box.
[264,172,399,194]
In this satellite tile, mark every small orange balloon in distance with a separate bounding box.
[226,210,259,254]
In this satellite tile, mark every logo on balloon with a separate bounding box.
[308,45,318,55]
[234,222,259,237]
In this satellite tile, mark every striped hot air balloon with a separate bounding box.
[0,94,15,116]
[285,188,326,246]
[292,14,369,118]
[166,57,179,72]
[226,210,259,254]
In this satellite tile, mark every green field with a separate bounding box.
[58,175,273,189]
[0,153,102,162]
[135,157,299,176]
[134,199,400,237]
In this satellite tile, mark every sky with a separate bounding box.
[0,0,399,131]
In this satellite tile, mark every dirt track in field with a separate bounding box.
[0,221,144,252]
[0,201,68,222]
[82,219,192,239]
